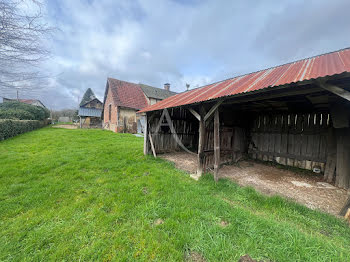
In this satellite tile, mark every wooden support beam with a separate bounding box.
[340,196,350,217]
[204,100,223,122]
[213,108,220,182]
[318,81,350,102]
[154,110,166,134]
[188,108,200,121]
[163,109,196,155]
[148,132,157,158]
[324,128,336,182]
[197,106,206,176]
[335,128,350,189]
[143,114,149,155]
[148,111,156,123]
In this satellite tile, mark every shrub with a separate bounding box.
[0,119,46,140]
[0,108,35,120]
[0,101,49,120]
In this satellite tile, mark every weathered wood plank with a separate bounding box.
[318,81,350,102]
[148,132,157,158]
[188,108,200,121]
[163,109,196,155]
[340,196,350,216]
[335,128,350,189]
[213,109,220,182]
[143,114,149,155]
[197,106,206,176]
[204,100,224,122]
[154,110,166,134]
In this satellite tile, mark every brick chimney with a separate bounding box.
[164,83,170,91]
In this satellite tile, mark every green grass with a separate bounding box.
[0,127,349,261]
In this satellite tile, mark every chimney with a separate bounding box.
[164,83,170,91]
[186,83,190,91]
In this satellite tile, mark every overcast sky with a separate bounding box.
[7,0,350,109]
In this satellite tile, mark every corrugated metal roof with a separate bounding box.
[78,107,102,117]
[139,48,350,113]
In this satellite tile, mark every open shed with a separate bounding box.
[139,48,350,214]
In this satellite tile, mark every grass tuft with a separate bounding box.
[0,127,349,261]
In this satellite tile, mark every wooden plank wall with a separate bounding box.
[249,112,330,172]
[203,123,246,169]
[149,108,197,153]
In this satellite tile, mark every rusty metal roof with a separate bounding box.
[139,48,350,113]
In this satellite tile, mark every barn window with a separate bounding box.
[108,104,111,121]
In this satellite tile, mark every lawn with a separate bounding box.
[0,127,350,261]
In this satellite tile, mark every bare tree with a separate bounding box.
[0,0,53,96]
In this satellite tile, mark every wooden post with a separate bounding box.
[340,196,350,217]
[324,127,336,182]
[197,106,206,176]
[213,108,220,182]
[148,132,156,158]
[335,128,350,189]
[144,113,149,155]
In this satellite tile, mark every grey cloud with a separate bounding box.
[33,0,350,109]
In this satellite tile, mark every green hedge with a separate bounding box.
[0,119,47,141]
[0,108,35,120]
[0,101,49,120]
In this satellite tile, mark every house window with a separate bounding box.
[108,104,111,121]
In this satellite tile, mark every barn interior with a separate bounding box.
[144,74,350,214]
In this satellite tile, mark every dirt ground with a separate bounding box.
[160,152,349,216]
[52,124,78,129]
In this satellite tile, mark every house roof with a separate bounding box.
[4,98,46,108]
[139,47,350,113]
[80,88,97,106]
[139,84,177,100]
[80,98,102,108]
[104,78,148,110]
[78,107,102,117]
[104,78,178,110]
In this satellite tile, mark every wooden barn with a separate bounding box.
[78,88,103,128]
[139,48,350,203]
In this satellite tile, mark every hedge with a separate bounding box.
[0,108,35,120]
[0,101,50,120]
[0,119,47,141]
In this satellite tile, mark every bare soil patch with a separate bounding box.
[52,124,78,129]
[184,251,206,262]
[160,152,349,216]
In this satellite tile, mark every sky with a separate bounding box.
[6,0,350,109]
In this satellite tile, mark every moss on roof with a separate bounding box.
[80,88,97,106]
[139,84,177,100]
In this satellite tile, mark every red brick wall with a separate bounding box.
[103,86,118,131]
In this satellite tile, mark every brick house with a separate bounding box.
[103,78,176,133]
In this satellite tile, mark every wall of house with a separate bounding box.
[84,100,103,109]
[117,108,138,133]
[144,96,162,106]
[149,98,161,105]
[103,87,118,132]
[81,116,102,128]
